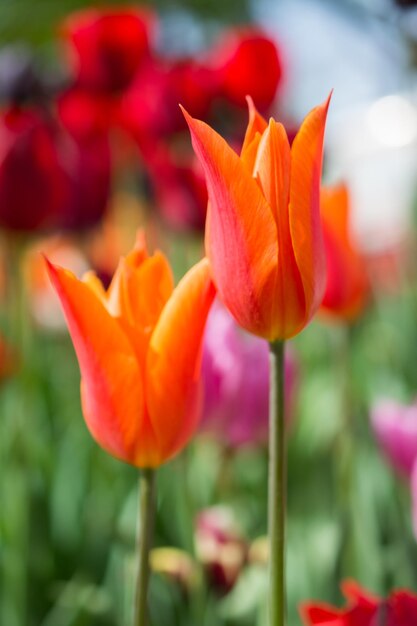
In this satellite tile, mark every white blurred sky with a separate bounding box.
[255,0,417,252]
[254,0,412,115]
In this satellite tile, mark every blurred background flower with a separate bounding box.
[320,183,370,322]
[200,299,297,448]
[371,398,417,540]
[195,506,248,593]
[371,398,417,478]
[300,579,417,625]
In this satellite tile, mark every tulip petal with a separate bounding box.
[340,579,379,605]
[117,251,175,372]
[123,251,174,332]
[106,230,148,317]
[46,259,147,464]
[242,96,268,152]
[182,107,278,339]
[241,96,267,171]
[299,602,341,625]
[254,120,291,225]
[321,184,368,320]
[254,119,305,337]
[82,270,108,302]
[146,258,215,462]
[321,184,349,241]
[289,94,331,319]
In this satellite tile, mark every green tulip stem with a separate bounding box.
[134,468,156,626]
[268,340,286,626]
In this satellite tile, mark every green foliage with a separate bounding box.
[0,0,250,47]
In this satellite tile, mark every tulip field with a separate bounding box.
[1,1,417,625]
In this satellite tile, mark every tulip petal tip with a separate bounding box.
[179,103,191,121]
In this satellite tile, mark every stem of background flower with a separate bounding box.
[1,235,31,626]
[177,451,206,624]
[335,324,356,577]
[134,468,156,626]
[268,340,286,626]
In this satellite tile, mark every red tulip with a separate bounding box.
[0,106,66,231]
[143,141,208,231]
[61,8,156,93]
[60,133,111,231]
[56,90,113,231]
[209,28,283,110]
[121,57,218,145]
[184,95,330,340]
[168,59,218,121]
[46,233,215,467]
[57,88,117,139]
[300,579,417,626]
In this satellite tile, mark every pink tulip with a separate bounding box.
[371,399,417,477]
[371,398,417,540]
[200,299,297,448]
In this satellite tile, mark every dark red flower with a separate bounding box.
[57,88,117,139]
[58,132,111,231]
[56,88,112,231]
[166,59,219,122]
[121,57,218,144]
[61,8,157,93]
[0,107,66,231]
[300,580,417,626]
[209,28,283,111]
[143,141,207,231]
[120,60,177,142]
[0,97,112,233]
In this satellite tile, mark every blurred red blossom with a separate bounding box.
[60,7,157,93]
[208,27,283,111]
[57,92,112,231]
[300,579,417,626]
[59,132,111,231]
[57,88,117,138]
[143,141,208,231]
[121,57,218,144]
[0,107,66,231]
[0,94,111,233]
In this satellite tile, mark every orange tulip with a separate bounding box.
[320,184,369,321]
[46,233,215,468]
[182,95,330,341]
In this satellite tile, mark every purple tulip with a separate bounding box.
[200,299,297,448]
